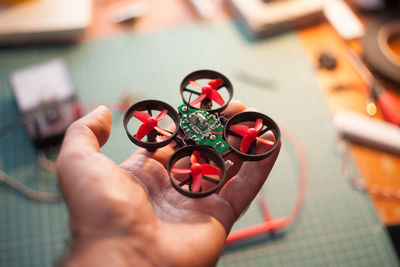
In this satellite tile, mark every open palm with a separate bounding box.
[56,101,280,267]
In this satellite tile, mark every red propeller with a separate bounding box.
[131,110,171,140]
[171,151,221,192]
[189,78,225,106]
[230,119,275,153]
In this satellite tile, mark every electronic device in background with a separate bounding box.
[226,0,324,38]
[9,59,80,147]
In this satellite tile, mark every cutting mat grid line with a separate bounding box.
[0,22,398,267]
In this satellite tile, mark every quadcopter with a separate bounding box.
[123,70,281,198]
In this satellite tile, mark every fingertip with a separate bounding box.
[96,104,110,114]
[84,105,112,147]
[140,144,176,167]
[62,105,112,154]
[244,107,260,112]
[222,100,246,117]
[93,105,112,125]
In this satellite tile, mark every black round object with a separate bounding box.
[363,13,400,86]
[180,70,233,113]
[223,111,281,161]
[123,100,180,151]
[318,51,338,70]
[167,145,226,198]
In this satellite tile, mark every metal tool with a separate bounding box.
[345,47,400,126]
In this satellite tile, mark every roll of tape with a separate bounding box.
[363,13,400,85]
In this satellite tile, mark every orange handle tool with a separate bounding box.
[372,84,400,126]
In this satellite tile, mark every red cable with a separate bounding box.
[284,127,308,226]
[226,127,308,244]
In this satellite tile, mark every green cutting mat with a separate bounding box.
[0,22,398,266]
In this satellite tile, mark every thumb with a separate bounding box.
[56,105,112,199]
[60,105,112,155]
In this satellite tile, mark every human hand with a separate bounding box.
[56,101,280,267]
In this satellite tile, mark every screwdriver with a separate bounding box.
[345,48,400,126]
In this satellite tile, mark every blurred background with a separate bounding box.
[0,0,400,266]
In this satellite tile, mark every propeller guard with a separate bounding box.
[180,70,233,113]
[123,100,180,151]
[224,111,281,161]
[167,145,226,198]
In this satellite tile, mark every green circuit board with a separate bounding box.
[177,104,229,153]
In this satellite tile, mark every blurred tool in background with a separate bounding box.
[345,47,400,126]
[362,12,400,86]
[324,0,365,40]
[320,0,400,126]
[351,0,400,11]
[334,110,400,156]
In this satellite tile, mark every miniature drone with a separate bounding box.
[123,70,281,198]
